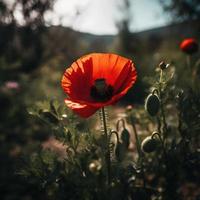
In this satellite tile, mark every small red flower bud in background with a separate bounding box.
[180,38,198,54]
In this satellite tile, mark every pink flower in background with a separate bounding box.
[4,81,20,90]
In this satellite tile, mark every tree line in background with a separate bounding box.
[0,0,55,75]
[0,0,200,76]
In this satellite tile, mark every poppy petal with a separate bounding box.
[92,63,136,107]
[61,53,137,114]
[112,60,137,94]
[180,38,198,54]
[104,66,137,106]
[77,55,137,107]
[64,99,99,118]
[61,57,93,102]
[91,53,133,86]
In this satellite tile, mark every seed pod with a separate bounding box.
[89,162,97,173]
[145,94,160,116]
[141,136,159,153]
[89,160,102,174]
[121,128,130,149]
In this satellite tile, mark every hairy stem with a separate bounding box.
[159,70,168,142]
[130,116,146,188]
[186,55,191,70]
[130,116,141,157]
[101,107,111,187]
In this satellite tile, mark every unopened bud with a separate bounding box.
[126,105,133,112]
[141,136,159,153]
[121,128,130,149]
[159,61,169,70]
[145,94,160,116]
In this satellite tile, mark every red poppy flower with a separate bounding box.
[61,53,137,118]
[180,38,198,54]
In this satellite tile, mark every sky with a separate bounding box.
[44,0,171,35]
[130,0,170,32]
[16,0,170,35]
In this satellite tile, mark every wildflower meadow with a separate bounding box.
[0,1,200,200]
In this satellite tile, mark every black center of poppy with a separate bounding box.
[90,78,113,102]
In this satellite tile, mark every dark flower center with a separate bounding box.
[90,78,113,102]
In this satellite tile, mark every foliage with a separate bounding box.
[0,2,200,199]
[0,0,55,73]
[17,49,200,200]
[160,0,200,22]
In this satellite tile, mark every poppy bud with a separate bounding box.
[126,105,133,112]
[145,94,160,116]
[180,38,198,54]
[141,136,159,153]
[159,61,170,70]
[115,142,126,162]
[121,128,130,149]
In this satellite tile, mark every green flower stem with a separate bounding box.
[156,116,162,133]
[151,132,167,158]
[186,55,192,70]
[130,116,141,157]
[159,68,163,83]
[194,58,200,69]
[186,55,196,87]
[158,69,168,142]
[109,130,120,144]
[101,107,111,187]
[116,118,126,131]
[130,116,146,188]
[160,100,167,138]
